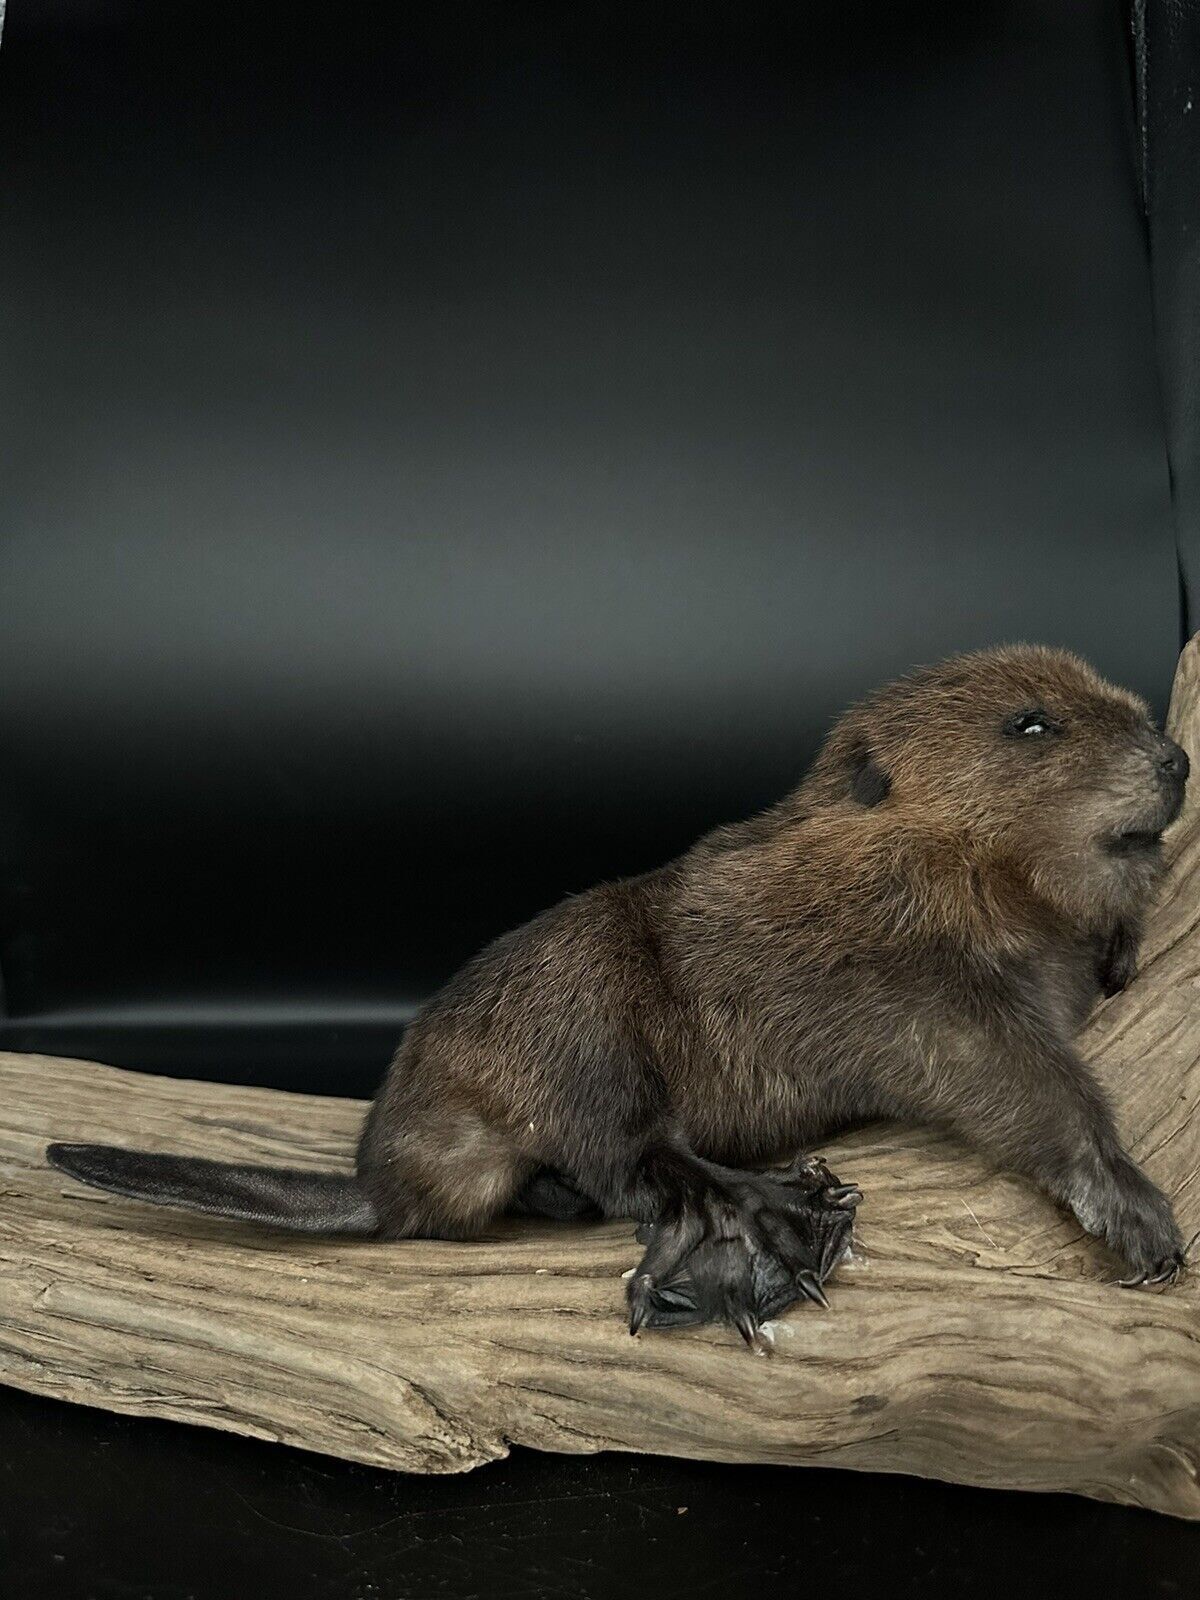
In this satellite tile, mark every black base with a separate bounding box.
[2,1385,1196,1600]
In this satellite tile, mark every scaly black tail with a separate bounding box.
[46,1142,380,1235]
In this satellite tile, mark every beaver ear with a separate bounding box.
[846,740,892,807]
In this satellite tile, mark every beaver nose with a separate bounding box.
[1159,739,1190,781]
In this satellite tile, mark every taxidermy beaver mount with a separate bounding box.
[48,646,1193,1351]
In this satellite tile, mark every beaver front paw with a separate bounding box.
[1069,1153,1187,1287]
[627,1158,860,1351]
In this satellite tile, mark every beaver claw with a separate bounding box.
[1117,1258,1184,1288]
[627,1156,859,1349]
[1116,1226,1199,1288]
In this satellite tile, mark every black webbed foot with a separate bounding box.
[627,1155,860,1351]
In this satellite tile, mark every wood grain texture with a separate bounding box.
[2,646,1199,1516]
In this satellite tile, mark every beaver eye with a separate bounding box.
[1003,709,1054,738]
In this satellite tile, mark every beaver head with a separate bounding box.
[806,645,1189,927]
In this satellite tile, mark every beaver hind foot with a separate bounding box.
[627,1156,860,1352]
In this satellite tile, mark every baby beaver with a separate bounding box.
[49,645,1191,1348]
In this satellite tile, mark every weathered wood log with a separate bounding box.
[1,645,1199,1517]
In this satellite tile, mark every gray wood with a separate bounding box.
[2,643,1199,1516]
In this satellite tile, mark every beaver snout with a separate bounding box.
[1156,737,1189,784]
[1153,736,1189,827]
[1106,737,1189,852]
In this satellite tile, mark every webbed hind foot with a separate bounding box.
[627,1155,860,1351]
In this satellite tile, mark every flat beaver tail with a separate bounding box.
[46,1142,380,1235]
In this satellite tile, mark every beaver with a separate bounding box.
[48,645,1191,1348]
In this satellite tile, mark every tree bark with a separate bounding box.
[2,645,1199,1517]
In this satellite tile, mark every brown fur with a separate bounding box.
[49,646,1192,1342]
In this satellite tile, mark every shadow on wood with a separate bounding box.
[2,644,1198,1517]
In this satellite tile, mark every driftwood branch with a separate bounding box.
[1,645,1199,1516]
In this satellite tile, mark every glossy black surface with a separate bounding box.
[2,1384,1198,1600]
[1137,0,1200,612]
[0,0,1180,1070]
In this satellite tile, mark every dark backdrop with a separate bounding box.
[0,0,1185,1089]
[1,3,1198,1597]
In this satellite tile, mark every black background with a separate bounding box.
[0,0,1181,1085]
[1,2,1198,1595]
[2,1384,1197,1600]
